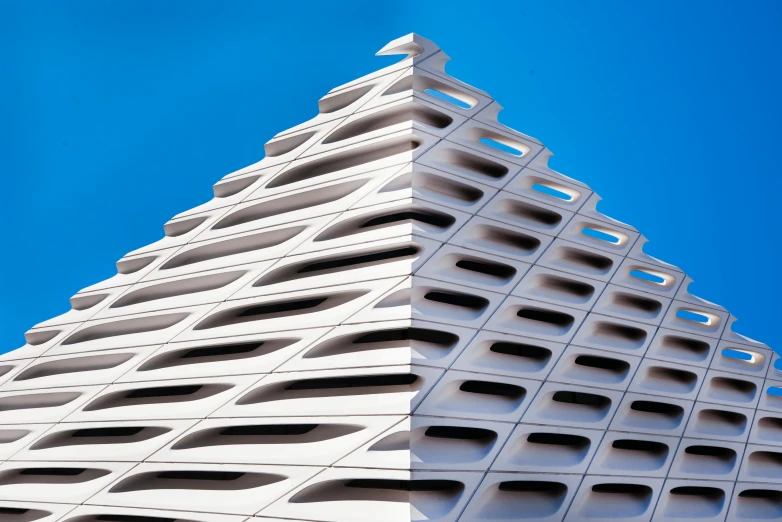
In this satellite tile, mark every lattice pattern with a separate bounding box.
[3,33,781,522]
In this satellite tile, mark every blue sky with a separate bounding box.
[2,0,781,353]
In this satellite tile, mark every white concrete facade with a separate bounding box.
[4,33,781,522]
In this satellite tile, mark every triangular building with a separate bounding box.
[3,34,782,522]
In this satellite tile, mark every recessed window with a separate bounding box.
[478,137,523,156]
[532,183,572,201]
[676,309,711,324]
[582,227,621,244]
[721,348,756,362]
[424,88,472,109]
[629,269,666,284]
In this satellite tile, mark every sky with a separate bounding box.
[2,0,781,354]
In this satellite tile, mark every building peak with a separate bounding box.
[376,32,441,62]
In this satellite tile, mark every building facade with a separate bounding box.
[3,34,781,522]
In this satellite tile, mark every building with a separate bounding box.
[3,33,781,522]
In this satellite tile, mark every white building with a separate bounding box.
[3,33,781,522]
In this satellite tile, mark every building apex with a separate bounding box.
[376,33,440,61]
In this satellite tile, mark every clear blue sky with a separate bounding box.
[2,1,781,353]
